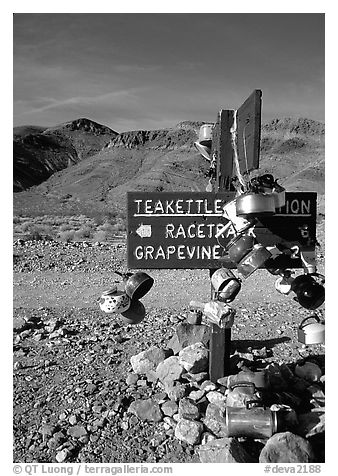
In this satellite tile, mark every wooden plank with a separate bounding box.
[212,110,235,191]
[127,191,317,269]
[209,109,234,382]
[209,324,231,382]
[237,89,262,175]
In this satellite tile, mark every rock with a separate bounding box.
[297,412,325,438]
[201,432,217,445]
[259,431,315,463]
[183,371,208,383]
[161,401,178,417]
[163,416,176,429]
[198,437,253,463]
[178,398,200,420]
[47,438,59,450]
[186,311,202,325]
[130,346,171,377]
[188,390,205,401]
[252,347,271,359]
[178,342,209,374]
[236,351,255,362]
[128,398,163,422]
[200,380,217,392]
[85,383,98,394]
[306,384,325,406]
[174,418,204,445]
[39,424,56,438]
[53,431,66,446]
[295,362,322,382]
[203,403,227,437]
[13,316,29,333]
[126,373,139,386]
[152,392,168,404]
[67,425,88,438]
[156,356,185,387]
[68,415,77,425]
[206,390,227,408]
[167,323,210,354]
[55,449,70,463]
[165,383,189,401]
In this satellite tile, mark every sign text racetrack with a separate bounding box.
[127,192,317,269]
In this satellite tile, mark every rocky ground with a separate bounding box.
[13,221,325,463]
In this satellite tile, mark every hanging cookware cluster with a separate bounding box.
[219,177,277,280]
[98,271,154,325]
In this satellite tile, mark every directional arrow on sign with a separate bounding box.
[136,224,152,238]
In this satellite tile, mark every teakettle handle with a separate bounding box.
[299,314,321,329]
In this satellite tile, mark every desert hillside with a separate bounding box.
[13,118,118,192]
[13,117,324,218]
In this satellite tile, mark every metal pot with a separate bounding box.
[236,192,276,217]
[291,274,325,310]
[198,124,213,145]
[226,382,263,408]
[275,276,293,295]
[120,299,146,325]
[297,315,325,345]
[237,244,272,278]
[211,268,242,303]
[227,232,256,264]
[227,370,269,390]
[125,272,154,300]
[194,141,211,161]
[99,288,131,314]
[272,183,286,208]
[222,199,253,233]
[226,406,280,439]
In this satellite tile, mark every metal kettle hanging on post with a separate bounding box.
[291,273,325,310]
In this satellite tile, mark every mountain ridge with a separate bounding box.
[13,116,325,217]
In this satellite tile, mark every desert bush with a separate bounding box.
[96,221,115,233]
[58,230,76,242]
[20,220,36,232]
[23,224,54,241]
[92,230,108,242]
[59,223,74,232]
[109,222,126,234]
[74,225,93,240]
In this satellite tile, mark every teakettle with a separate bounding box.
[297,315,325,345]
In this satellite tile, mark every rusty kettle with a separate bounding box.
[226,232,256,264]
[120,299,146,325]
[211,268,242,303]
[114,271,154,300]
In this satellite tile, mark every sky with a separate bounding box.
[13,13,325,133]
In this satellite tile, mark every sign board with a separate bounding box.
[127,191,317,269]
[237,89,262,175]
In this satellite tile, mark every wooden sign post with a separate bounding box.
[126,89,318,384]
[208,89,263,382]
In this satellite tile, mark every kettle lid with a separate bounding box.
[301,322,325,335]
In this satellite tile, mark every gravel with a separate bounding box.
[13,236,325,463]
